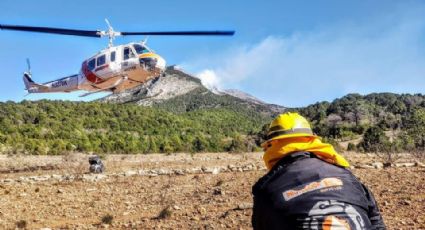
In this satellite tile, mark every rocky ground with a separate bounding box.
[0,152,424,229]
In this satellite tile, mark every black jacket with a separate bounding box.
[252,152,386,230]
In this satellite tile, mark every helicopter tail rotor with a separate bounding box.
[23,58,35,90]
[26,58,31,75]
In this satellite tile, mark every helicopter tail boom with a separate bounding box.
[23,71,81,93]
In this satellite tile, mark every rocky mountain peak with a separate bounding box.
[100,67,285,116]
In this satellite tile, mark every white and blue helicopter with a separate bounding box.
[0,20,234,97]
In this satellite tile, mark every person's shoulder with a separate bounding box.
[252,163,282,196]
[252,152,311,195]
[253,152,356,195]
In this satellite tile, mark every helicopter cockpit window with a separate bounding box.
[123,47,135,60]
[97,55,106,66]
[88,59,96,71]
[133,44,150,54]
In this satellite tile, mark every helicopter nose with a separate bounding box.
[156,56,166,71]
[139,55,166,71]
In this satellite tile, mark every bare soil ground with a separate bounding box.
[0,152,424,229]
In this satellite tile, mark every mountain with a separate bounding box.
[221,89,265,104]
[100,67,285,117]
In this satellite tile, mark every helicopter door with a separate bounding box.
[123,47,135,60]
[122,46,138,71]
[94,54,112,79]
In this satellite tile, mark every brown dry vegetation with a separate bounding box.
[0,152,424,229]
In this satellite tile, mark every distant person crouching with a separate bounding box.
[89,155,105,173]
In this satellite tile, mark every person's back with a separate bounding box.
[252,112,385,229]
[252,151,385,229]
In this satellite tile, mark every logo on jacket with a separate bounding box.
[302,200,366,230]
[283,177,343,201]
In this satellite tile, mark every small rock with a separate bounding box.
[236,203,253,210]
[157,169,171,175]
[395,162,415,168]
[124,170,137,176]
[51,174,62,180]
[242,164,254,171]
[138,170,147,175]
[371,162,384,169]
[57,189,63,194]
[173,205,181,210]
[174,169,185,175]
[19,193,28,197]
[188,167,202,174]
[401,200,411,206]
[212,168,220,175]
[95,174,107,180]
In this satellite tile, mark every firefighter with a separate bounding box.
[252,112,386,229]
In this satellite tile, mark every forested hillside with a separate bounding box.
[2,93,425,155]
[297,93,425,153]
[0,100,269,155]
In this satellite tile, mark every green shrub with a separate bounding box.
[347,142,356,151]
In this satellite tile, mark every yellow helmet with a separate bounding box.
[263,112,315,145]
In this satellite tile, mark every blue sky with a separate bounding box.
[1,0,425,107]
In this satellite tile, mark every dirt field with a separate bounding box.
[0,152,424,229]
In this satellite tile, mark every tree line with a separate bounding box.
[2,93,425,155]
[296,93,425,153]
[0,100,267,155]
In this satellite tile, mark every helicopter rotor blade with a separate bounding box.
[120,31,235,36]
[105,19,113,30]
[0,24,101,37]
[1,23,235,38]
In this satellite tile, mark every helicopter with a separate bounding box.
[0,20,234,97]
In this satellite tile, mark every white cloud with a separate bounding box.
[184,3,425,107]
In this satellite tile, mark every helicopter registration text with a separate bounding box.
[52,80,68,88]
